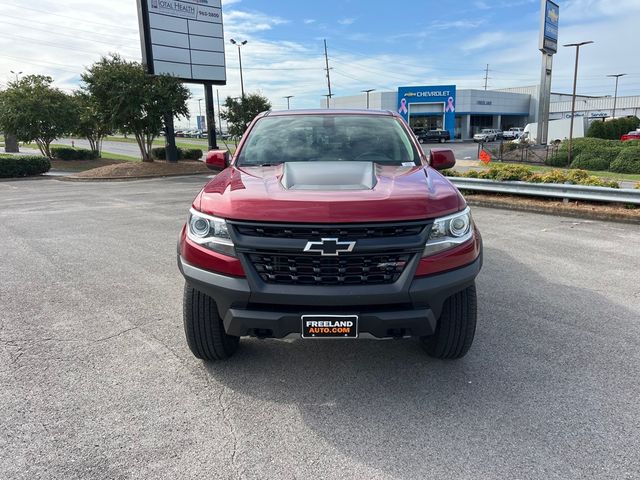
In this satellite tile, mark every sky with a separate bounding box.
[0,0,639,127]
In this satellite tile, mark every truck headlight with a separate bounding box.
[187,208,236,257]
[423,207,473,257]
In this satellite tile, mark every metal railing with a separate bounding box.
[449,177,640,205]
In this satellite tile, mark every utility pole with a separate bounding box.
[607,73,627,119]
[564,40,593,166]
[483,64,490,91]
[324,39,332,105]
[216,89,223,134]
[323,94,333,109]
[284,95,294,109]
[361,89,375,109]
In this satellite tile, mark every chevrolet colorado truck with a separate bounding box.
[178,110,482,361]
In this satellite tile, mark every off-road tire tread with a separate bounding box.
[421,284,477,359]
[183,283,239,360]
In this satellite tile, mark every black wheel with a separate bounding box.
[421,284,477,359]
[418,138,425,144]
[183,283,239,360]
[439,138,446,143]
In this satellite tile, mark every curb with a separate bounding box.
[466,197,640,224]
[57,172,212,182]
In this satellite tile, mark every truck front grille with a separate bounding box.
[234,221,427,240]
[248,252,411,285]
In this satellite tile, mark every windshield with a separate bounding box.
[481,129,492,133]
[236,115,420,166]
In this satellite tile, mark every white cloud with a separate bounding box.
[304,19,316,25]
[338,18,356,26]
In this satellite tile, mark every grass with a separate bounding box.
[100,153,140,162]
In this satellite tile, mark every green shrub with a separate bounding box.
[610,148,640,174]
[150,147,203,161]
[577,176,619,188]
[50,146,96,160]
[570,153,612,171]
[440,169,459,177]
[621,139,640,148]
[545,150,569,167]
[535,169,570,184]
[477,164,535,181]
[0,155,51,177]
[586,117,640,140]
[150,147,172,160]
[182,148,203,160]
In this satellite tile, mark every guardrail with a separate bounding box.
[449,177,640,205]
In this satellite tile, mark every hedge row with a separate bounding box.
[443,164,619,188]
[546,137,640,174]
[50,146,97,160]
[150,147,203,161]
[586,117,640,140]
[0,155,51,177]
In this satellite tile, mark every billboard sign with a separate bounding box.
[136,0,226,84]
[397,85,457,139]
[539,0,559,54]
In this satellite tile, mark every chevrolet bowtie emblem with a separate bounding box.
[303,238,356,256]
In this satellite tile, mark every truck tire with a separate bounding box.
[183,283,239,360]
[421,284,477,359]
[439,138,446,143]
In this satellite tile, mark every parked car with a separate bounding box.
[621,130,640,142]
[175,130,185,137]
[417,129,451,144]
[502,127,524,140]
[473,129,500,142]
[177,110,482,361]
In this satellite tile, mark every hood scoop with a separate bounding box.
[281,161,377,191]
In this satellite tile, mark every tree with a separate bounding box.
[221,93,272,137]
[81,54,190,162]
[73,92,111,157]
[0,75,76,158]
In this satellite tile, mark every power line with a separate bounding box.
[0,1,139,32]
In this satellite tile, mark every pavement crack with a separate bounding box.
[218,386,242,479]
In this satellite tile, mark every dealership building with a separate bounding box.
[326,85,640,141]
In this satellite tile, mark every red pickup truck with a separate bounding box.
[178,110,482,361]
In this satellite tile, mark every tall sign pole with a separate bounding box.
[137,0,227,158]
[536,0,559,145]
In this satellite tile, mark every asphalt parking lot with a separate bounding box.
[1,176,639,479]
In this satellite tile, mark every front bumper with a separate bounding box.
[178,253,482,339]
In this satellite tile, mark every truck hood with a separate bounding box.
[197,162,463,223]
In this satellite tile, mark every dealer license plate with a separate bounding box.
[301,315,358,339]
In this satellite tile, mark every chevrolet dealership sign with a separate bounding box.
[136,0,226,84]
[539,0,559,54]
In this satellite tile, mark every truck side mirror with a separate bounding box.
[205,150,230,171]
[429,148,456,171]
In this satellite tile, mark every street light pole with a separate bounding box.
[607,73,627,119]
[197,98,203,129]
[283,95,294,109]
[230,38,248,98]
[361,89,375,109]
[9,70,22,82]
[563,40,593,167]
